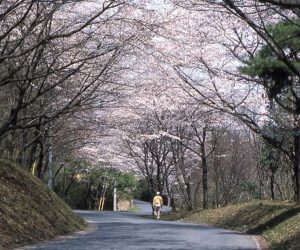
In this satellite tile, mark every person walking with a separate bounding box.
[152,191,163,219]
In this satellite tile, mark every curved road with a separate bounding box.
[15,201,259,250]
[133,199,172,214]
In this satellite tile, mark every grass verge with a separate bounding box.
[127,206,142,213]
[162,200,300,250]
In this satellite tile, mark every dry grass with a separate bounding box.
[0,160,86,249]
[163,201,300,250]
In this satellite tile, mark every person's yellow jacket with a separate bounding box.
[153,195,163,207]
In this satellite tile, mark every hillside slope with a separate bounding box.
[0,160,86,249]
[164,201,300,250]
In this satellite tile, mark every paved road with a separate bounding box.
[133,199,172,214]
[15,202,259,250]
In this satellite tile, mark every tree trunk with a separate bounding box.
[156,163,163,193]
[270,168,275,200]
[170,197,176,211]
[27,140,39,172]
[262,0,300,8]
[27,124,41,171]
[215,180,219,207]
[293,132,300,202]
[186,182,193,210]
[47,144,53,189]
[200,126,208,210]
[201,149,208,209]
[36,142,44,179]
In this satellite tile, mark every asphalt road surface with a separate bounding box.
[133,199,172,214]
[15,201,259,250]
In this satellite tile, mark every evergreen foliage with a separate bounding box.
[240,19,300,99]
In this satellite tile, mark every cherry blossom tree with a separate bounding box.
[0,0,167,182]
[160,0,300,202]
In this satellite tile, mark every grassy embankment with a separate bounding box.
[163,200,300,250]
[0,160,86,249]
[127,206,142,213]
